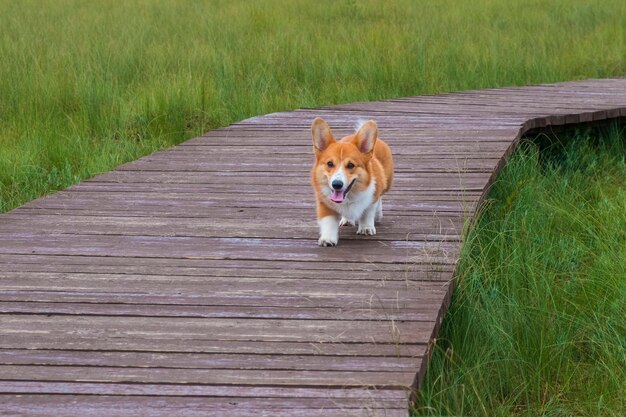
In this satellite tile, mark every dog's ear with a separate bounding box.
[311,117,335,152]
[354,120,378,154]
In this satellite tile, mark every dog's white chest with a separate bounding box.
[329,180,376,222]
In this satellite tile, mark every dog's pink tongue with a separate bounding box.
[330,189,344,203]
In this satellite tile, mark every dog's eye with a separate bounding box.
[327,161,334,168]
[346,162,355,169]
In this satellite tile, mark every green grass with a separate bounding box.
[415,126,626,416]
[1,0,626,211]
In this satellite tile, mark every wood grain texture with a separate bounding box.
[1,77,625,416]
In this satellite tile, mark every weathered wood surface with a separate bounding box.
[1,78,625,416]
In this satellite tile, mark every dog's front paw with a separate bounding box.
[318,236,338,246]
[318,215,339,247]
[339,217,355,227]
[357,225,376,236]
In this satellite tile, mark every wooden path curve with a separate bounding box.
[1,78,625,416]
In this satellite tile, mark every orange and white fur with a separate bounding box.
[310,117,393,246]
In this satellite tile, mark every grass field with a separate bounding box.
[1,0,626,211]
[415,126,626,416]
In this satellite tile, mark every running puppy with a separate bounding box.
[310,117,393,246]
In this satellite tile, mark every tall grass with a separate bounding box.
[416,126,626,416]
[1,0,626,211]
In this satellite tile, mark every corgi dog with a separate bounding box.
[310,117,393,246]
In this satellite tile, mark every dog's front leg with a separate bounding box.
[318,215,340,246]
[357,202,378,236]
[317,202,340,246]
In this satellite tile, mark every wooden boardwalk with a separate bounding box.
[1,78,625,416]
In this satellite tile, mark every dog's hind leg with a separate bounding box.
[375,199,383,222]
[339,217,355,227]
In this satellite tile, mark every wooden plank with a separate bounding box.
[0,273,450,305]
[1,194,475,211]
[0,291,447,312]
[0,234,460,264]
[11,196,475,215]
[117,159,498,173]
[0,365,417,387]
[0,264,451,282]
[0,315,435,344]
[6,207,471,223]
[0,254,456,276]
[0,254,455,276]
[0,338,422,356]
[0,269,451,287]
[120,143,512,154]
[0,349,423,372]
[62,181,484,196]
[0,395,410,417]
[0,382,409,402]
[85,170,493,186]
[0,301,441,321]
[0,213,466,241]
[15,200,472,216]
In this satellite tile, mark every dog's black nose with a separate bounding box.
[331,180,343,190]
